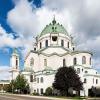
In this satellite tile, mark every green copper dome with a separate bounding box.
[39,18,69,37]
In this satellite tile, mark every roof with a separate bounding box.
[39,17,69,37]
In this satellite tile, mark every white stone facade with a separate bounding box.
[19,18,100,96]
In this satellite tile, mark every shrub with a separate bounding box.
[32,92,39,96]
[45,87,53,96]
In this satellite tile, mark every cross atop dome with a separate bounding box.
[52,15,56,25]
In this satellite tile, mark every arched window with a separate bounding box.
[73,57,77,65]
[45,40,48,47]
[40,42,42,49]
[37,78,39,83]
[44,59,47,66]
[84,78,87,83]
[77,68,80,74]
[90,57,91,65]
[30,58,34,66]
[82,56,86,64]
[30,75,33,82]
[41,88,43,94]
[68,42,69,48]
[61,40,64,47]
[96,79,98,84]
[63,59,66,67]
[41,77,43,83]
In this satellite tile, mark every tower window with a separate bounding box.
[73,57,77,65]
[16,57,18,69]
[61,40,64,47]
[45,40,48,47]
[40,42,42,49]
[44,59,47,66]
[52,36,57,41]
[63,59,66,67]
[82,56,86,64]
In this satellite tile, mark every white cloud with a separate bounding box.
[7,0,38,37]
[0,66,11,80]
[6,0,100,70]
[0,24,23,48]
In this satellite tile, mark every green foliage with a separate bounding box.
[5,80,15,93]
[14,74,30,94]
[32,92,39,96]
[45,87,53,96]
[5,74,30,94]
[53,67,83,96]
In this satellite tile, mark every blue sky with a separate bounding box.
[0,0,100,79]
[0,0,42,68]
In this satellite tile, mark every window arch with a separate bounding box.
[73,57,77,65]
[82,56,86,64]
[30,58,34,66]
[45,40,48,47]
[61,40,64,47]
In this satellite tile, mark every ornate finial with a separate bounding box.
[52,15,56,25]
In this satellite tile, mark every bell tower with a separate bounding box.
[10,48,20,80]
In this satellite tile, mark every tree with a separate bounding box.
[5,74,30,94]
[5,80,16,93]
[14,74,30,94]
[53,67,83,96]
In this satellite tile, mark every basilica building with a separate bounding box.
[10,18,100,96]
